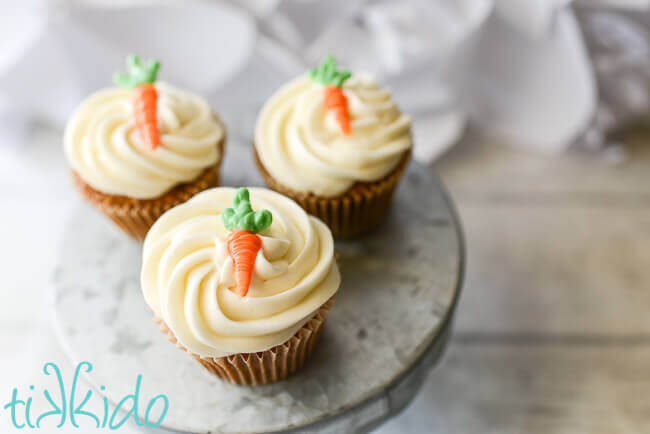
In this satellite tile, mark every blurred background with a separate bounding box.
[1,0,649,433]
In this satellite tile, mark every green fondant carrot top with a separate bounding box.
[113,55,160,89]
[222,188,272,234]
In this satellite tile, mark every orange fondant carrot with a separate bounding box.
[114,55,161,150]
[221,188,273,297]
[132,83,160,150]
[310,55,352,136]
[324,85,351,135]
[226,229,262,297]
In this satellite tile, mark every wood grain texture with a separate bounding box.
[455,205,650,335]
[440,129,650,336]
[381,343,650,434]
[378,129,650,434]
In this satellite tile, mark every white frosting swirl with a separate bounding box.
[255,74,411,197]
[141,187,340,358]
[64,82,224,199]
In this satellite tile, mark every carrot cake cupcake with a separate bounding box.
[64,55,225,241]
[254,55,411,238]
[141,187,340,384]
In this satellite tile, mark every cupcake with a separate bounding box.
[64,55,225,241]
[141,187,340,385]
[254,55,411,238]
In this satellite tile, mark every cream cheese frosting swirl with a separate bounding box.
[141,187,340,358]
[255,74,411,197]
[64,82,223,199]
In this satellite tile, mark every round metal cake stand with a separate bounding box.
[52,143,464,434]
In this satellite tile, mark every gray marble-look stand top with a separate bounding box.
[52,143,463,433]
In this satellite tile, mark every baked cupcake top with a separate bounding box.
[141,187,340,358]
[255,56,412,198]
[64,56,224,199]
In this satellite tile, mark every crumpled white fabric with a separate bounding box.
[467,0,596,154]
[0,0,647,163]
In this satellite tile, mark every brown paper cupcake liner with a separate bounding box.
[71,137,225,242]
[254,148,410,238]
[154,296,335,385]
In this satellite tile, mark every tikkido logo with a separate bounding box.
[3,362,169,430]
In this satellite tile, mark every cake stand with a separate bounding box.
[52,142,464,433]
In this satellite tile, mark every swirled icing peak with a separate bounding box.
[141,187,340,358]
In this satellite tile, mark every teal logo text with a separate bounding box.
[3,362,169,430]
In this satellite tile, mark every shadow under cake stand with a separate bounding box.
[52,143,464,434]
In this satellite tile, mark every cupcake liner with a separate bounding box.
[254,148,410,238]
[154,297,335,385]
[71,138,225,242]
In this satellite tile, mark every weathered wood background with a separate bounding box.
[379,130,650,434]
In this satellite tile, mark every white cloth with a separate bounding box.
[467,0,596,153]
[0,1,256,143]
[0,0,647,162]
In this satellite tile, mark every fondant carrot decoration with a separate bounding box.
[114,55,161,150]
[309,55,352,135]
[225,230,261,297]
[221,188,273,297]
